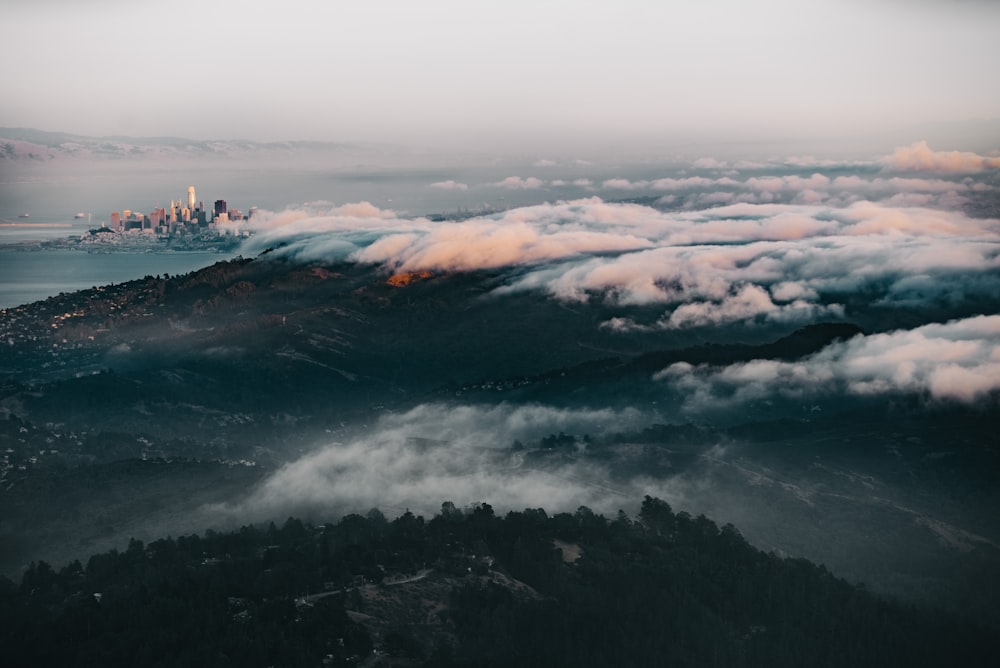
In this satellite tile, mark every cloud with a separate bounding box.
[592,166,994,210]
[792,190,827,205]
[594,172,987,207]
[496,175,545,189]
[209,403,676,520]
[533,158,557,167]
[654,176,741,190]
[240,194,1000,330]
[744,174,832,192]
[246,201,400,234]
[602,178,643,190]
[779,155,875,169]
[241,203,428,263]
[430,179,468,190]
[600,176,741,191]
[692,157,727,169]
[661,284,842,330]
[834,200,996,236]
[331,201,397,218]
[656,315,1000,406]
[885,141,1000,173]
[491,201,999,329]
[351,216,654,273]
[685,191,739,207]
[829,175,974,195]
[549,178,594,188]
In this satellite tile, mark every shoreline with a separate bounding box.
[0,232,245,254]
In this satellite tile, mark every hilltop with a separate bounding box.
[0,253,866,445]
[1,251,998,634]
[1,498,992,667]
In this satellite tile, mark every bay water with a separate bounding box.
[0,247,237,309]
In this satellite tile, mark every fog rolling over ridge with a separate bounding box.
[212,404,651,521]
[4,0,1000,659]
[212,138,1000,622]
[1,133,999,635]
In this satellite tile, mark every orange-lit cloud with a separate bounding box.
[240,175,1000,330]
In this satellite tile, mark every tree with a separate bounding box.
[639,495,677,536]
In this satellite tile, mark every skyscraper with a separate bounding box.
[187,186,196,211]
[214,199,227,216]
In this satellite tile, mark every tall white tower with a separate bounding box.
[187,186,196,210]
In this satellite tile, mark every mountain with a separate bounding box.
[1,499,992,667]
[0,255,871,443]
[1,251,998,635]
[0,127,373,162]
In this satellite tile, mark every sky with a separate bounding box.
[3,0,999,153]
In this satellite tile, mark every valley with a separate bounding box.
[1,252,997,632]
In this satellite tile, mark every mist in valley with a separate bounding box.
[4,1,1000,661]
[1,130,999,641]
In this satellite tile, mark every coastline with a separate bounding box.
[0,243,241,309]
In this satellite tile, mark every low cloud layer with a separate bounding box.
[409,142,998,203]
[240,144,1000,340]
[657,315,1000,408]
[430,179,468,190]
[211,404,678,520]
[884,141,1000,173]
[206,315,998,530]
[353,215,653,272]
[496,175,545,189]
[490,201,999,329]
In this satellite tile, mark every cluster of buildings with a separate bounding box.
[105,186,257,238]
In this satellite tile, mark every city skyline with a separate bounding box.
[96,185,250,241]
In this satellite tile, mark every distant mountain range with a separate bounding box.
[5,118,998,164]
[0,127,376,162]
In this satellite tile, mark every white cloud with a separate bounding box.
[496,175,545,189]
[602,178,645,190]
[661,284,843,330]
[653,176,741,190]
[792,189,827,205]
[656,315,1000,405]
[594,169,991,205]
[885,141,1000,173]
[430,179,469,190]
[210,403,667,520]
[692,157,726,169]
[745,174,832,192]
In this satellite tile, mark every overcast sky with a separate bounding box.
[3,0,998,152]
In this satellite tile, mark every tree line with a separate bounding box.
[0,497,990,666]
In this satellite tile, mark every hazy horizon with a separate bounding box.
[4,1,1000,155]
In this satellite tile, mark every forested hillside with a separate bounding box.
[1,498,990,667]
